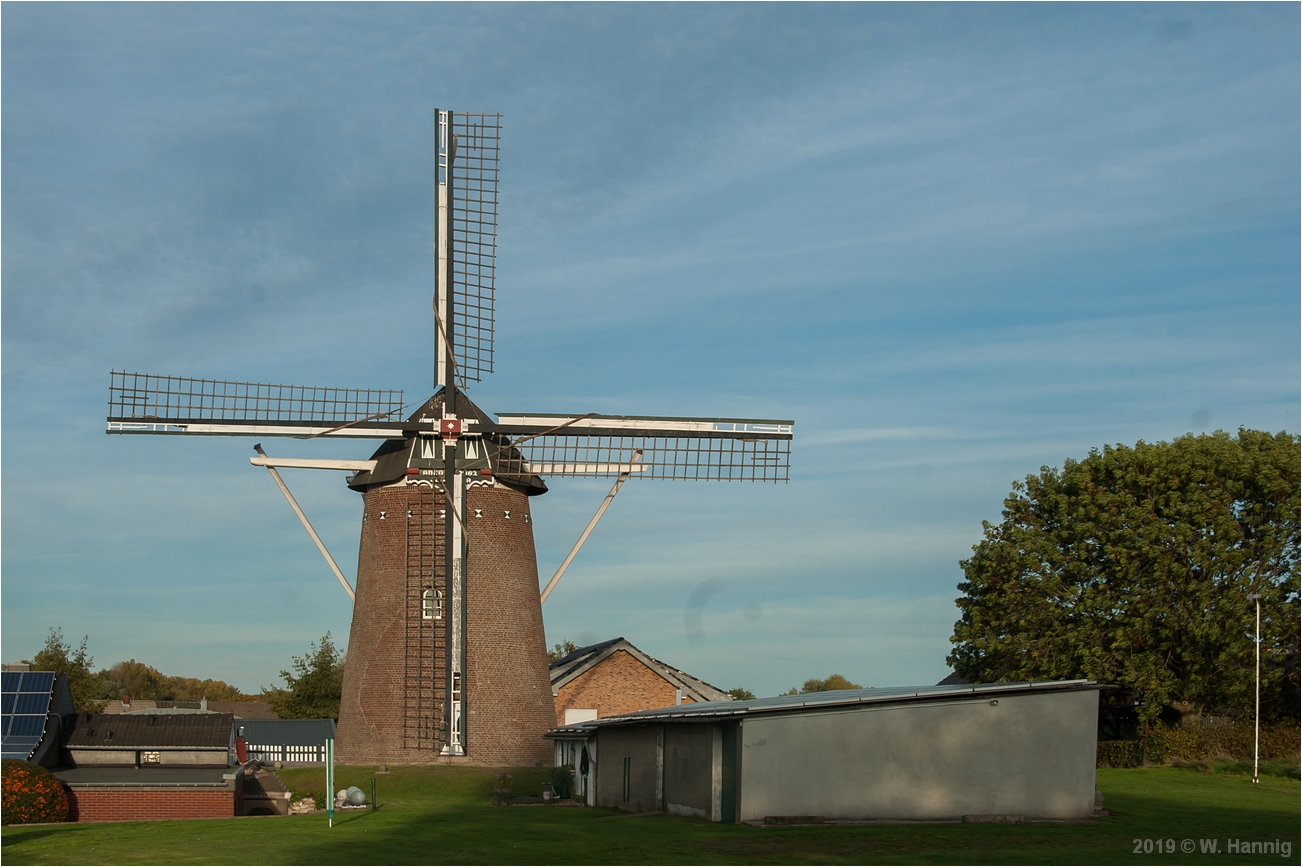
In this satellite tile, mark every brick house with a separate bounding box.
[550,638,731,725]
[54,712,243,822]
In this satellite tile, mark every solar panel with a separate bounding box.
[7,715,45,737]
[1,671,57,760]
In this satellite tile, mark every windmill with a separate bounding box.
[107,110,793,765]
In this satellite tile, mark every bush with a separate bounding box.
[1098,720,1300,768]
[1097,740,1144,768]
[291,790,326,810]
[2,760,70,825]
[549,765,574,798]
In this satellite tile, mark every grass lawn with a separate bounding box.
[2,764,1297,865]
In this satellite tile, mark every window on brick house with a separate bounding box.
[422,589,443,620]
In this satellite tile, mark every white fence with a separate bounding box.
[247,743,326,764]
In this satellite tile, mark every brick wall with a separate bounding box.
[465,485,556,766]
[337,484,446,763]
[337,478,555,766]
[66,789,234,822]
[556,650,697,719]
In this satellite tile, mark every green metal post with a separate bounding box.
[326,737,335,828]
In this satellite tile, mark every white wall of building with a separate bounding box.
[738,689,1097,821]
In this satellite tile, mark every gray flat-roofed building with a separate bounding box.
[548,680,1101,823]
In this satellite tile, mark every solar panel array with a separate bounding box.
[1,671,55,760]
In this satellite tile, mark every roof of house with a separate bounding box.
[53,766,240,788]
[236,718,336,746]
[548,637,732,703]
[102,699,278,718]
[546,680,1101,737]
[64,712,235,749]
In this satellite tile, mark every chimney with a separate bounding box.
[200,696,208,712]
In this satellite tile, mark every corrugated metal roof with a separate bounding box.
[236,718,335,746]
[64,712,234,749]
[546,680,1099,736]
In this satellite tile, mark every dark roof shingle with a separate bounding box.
[65,713,234,749]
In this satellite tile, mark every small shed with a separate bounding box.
[548,680,1101,822]
[237,718,336,765]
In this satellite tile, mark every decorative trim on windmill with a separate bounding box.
[106,108,794,766]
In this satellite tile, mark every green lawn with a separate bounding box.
[3,764,1297,865]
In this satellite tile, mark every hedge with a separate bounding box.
[1098,720,1300,768]
[1,760,69,825]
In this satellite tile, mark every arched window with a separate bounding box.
[422,589,443,620]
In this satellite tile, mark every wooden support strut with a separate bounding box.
[252,444,355,603]
[540,450,643,604]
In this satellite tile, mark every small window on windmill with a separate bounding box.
[422,589,443,620]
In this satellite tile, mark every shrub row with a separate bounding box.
[1098,720,1300,768]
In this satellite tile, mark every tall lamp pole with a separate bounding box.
[1246,592,1261,785]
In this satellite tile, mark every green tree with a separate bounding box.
[949,429,1300,726]
[262,633,345,719]
[547,640,579,664]
[98,660,252,702]
[31,628,108,713]
[779,674,863,695]
[727,687,757,701]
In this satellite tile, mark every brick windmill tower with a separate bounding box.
[107,110,793,766]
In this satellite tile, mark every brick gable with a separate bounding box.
[555,650,696,720]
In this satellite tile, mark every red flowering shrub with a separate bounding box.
[1,759,69,825]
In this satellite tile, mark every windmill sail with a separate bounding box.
[106,371,407,438]
[493,412,793,481]
[435,110,500,389]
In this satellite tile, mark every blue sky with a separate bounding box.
[3,3,1298,697]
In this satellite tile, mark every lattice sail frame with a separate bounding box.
[492,414,793,482]
[437,111,500,387]
[106,372,406,436]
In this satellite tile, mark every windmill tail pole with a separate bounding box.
[540,451,642,604]
[253,444,355,603]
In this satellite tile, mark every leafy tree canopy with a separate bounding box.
[32,628,105,713]
[99,660,252,703]
[780,674,863,696]
[948,429,1300,725]
[30,629,257,709]
[727,687,757,701]
[547,640,579,664]
[262,633,345,719]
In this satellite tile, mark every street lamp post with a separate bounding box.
[1246,592,1261,785]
